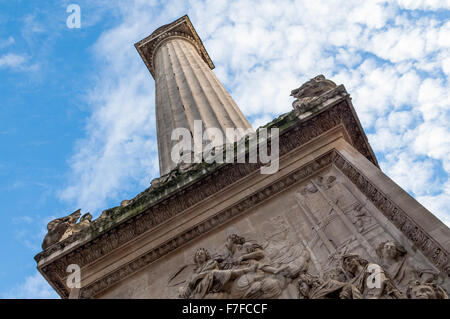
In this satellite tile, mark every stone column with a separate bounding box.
[135,16,253,175]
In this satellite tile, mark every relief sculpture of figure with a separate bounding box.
[374,239,449,298]
[375,240,421,293]
[260,223,310,278]
[297,272,362,299]
[177,247,256,299]
[406,280,449,299]
[219,234,284,299]
[41,209,81,250]
[259,222,311,297]
[341,254,403,299]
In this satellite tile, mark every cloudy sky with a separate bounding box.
[0,0,449,298]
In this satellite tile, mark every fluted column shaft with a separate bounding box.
[154,37,253,175]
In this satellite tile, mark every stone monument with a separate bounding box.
[35,15,450,299]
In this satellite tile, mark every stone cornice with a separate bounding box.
[134,15,214,78]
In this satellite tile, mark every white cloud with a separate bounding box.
[417,183,450,228]
[0,36,15,48]
[397,0,450,11]
[0,53,26,69]
[381,152,441,196]
[2,271,59,299]
[59,0,450,231]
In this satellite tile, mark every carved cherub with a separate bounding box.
[41,209,81,250]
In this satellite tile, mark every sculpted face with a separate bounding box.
[409,285,437,299]
[381,241,398,259]
[195,249,208,265]
[298,281,310,297]
[342,257,359,275]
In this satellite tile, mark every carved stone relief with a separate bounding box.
[161,168,448,300]
[43,149,448,299]
[171,229,448,299]
[170,232,311,299]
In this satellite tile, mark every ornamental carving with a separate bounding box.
[41,149,450,299]
[41,209,92,250]
[291,75,338,114]
[169,233,448,299]
[170,233,310,299]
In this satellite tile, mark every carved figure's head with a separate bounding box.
[375,240,406,261]
[406,280,448,299]
[193,247,210,266]
[297,273,321,299]
[226,234,245,250]
[341,254,368,276]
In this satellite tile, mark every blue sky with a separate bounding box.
[0,0,449,298]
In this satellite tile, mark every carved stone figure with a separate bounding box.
[375,240,419,293]
[61,213,93,241]
[406,280,448,299]
[42,209,81,250]
[291,75,337,113]
[261,220,310,279]
[172,232,313,299]
[177,247,256,299]
[220,234,283,299]
[341,254,403,299]
[323,267,348,282]
[297,272,362,299]
[168,230,450,299]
